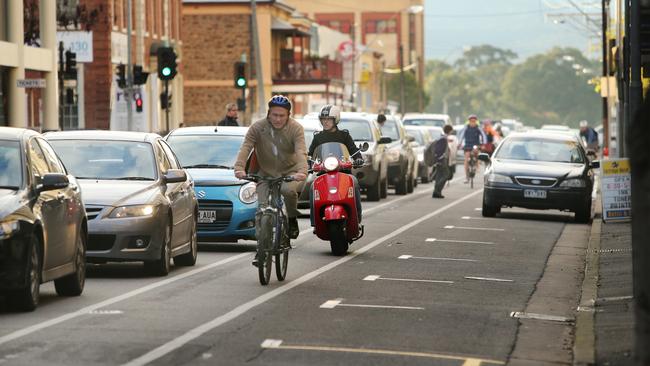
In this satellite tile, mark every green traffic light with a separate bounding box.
[236,78,246,87]
[162,67,172,77]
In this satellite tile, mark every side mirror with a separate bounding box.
[590,160,600,169]
[478,153,490,163]
[378,137,392,144]
[359,142,369,152]
[164,169,187,184]
[406,135,415,143]
[40,173,69,192]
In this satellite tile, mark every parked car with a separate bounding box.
[46,131,198,276]
[402,113,451,128]
[377,114,418,194]
[480,131,599,223]
[338,112,391,201]
[0,127,87,311]
[296,117,323,215]
[404,126,435,183]
[165,126,258,241]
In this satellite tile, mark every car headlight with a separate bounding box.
[417,153,424,162]
[560,178,586,188]
[486,173,512,184]
[109,205,157,218]
[324,157,340,172]
[387,148,401,163]
[0,220,20,240]
[239,182,258,204]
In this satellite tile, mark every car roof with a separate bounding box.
[507,130,581,142]
[540,124,571,131]
[403,113,450,120]
[166,126,248,137]
[0,127,41,141]
[297,118,323,131]
[44,130,162,142]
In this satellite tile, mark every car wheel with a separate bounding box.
[421,172,429,184]
[395,174,408,195]
[380,177,388,198]
[482,195,499,217]
[575,199,592,223]
[146,223,172,276]
[55,227,86,296]
[366,177,381,201]
[174,217,198,266]
[407,175,415,193]
[8,234,41,312]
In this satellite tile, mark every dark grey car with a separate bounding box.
[46,131,198,276]
[0,127,87,311]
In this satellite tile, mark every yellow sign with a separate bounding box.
[602,159,630,175]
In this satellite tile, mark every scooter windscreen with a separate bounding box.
[312,142,351,162]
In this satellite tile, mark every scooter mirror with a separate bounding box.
[359,142,369,152]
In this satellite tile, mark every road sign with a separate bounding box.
[601,158,631,222]
[57,31,93,63]
[17,79,46,88]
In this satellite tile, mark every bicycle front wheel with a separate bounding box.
[257,214,274,285]
[275,217,289,281]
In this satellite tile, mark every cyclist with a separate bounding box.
[234,95,308,245]
[457,114,487,183]
[308,104,364,224]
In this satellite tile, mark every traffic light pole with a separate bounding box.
[126,0,133,131]
[58,42,64,131]
[165,80,170,133]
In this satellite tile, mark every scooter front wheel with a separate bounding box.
[327,221,349,256]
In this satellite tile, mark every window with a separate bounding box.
[159,140,181,169]
[28,139,50,181]
[37,138,66,174]
[365,19,396,34]
[154,142,172,174]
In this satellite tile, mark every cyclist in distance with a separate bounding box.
[234,95,308,241]
[457,114,487,183]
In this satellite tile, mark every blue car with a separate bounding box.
[166,127,257,242]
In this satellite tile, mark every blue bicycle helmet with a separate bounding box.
[268,95,292,112]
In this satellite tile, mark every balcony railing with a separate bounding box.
[273,58,343,81]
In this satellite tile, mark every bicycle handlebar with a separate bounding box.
[243,175,295,183]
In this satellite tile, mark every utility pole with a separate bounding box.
[251,0,265,117]
[350,24,356,111]
[399,44,406,116]
[126,0,133,131]
[58,42,64,131]
[601,0,609,150]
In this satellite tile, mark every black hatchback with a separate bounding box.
[480,131,599,223]
[0,127,87,311]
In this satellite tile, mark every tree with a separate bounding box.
[386,71,430,114]
[454,44,518,70]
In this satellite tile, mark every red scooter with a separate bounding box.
[310,142,367,255]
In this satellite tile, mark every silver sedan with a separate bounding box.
[45,131,198,276]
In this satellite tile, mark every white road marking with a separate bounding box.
[474,208,482,211]
[337,303,425,310]
[88,310,124,315]
[201,353,212,360]
[0,252,249,347]
[399,255,478,263]
[363,274,453,284]
[363,275,381,281]
[465,276,514,283]
[121,189,484,366]
[510,311,573,323]
[426,238,495,245]
[597,295,633,302]
[319,299,342,309]
[260,339,284,348]
[444,225,505,231]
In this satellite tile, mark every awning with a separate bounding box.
[272,18,311,37]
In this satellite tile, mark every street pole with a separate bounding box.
[251,0,266,117]
[622,0,630,157]
[350,24,356,111]
[399,44,406,116]
[126,0,133,131]
[601,0,609,150]
[58,42,64,131]
[164,80,170,132]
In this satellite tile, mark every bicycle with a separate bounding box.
[467,145,480,189]
[244,175,294,285]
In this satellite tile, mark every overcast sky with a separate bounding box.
[424,0,602,62]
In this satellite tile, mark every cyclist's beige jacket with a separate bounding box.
[234,117,308,177]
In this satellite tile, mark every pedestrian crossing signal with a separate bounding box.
[234,62,247,89]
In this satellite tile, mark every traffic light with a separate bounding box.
[135,93,143,113]
[117,64,126,88]
[65,50,77,78]
[157,47,177,81]
[234,62,247,89]
[133,65,149,85]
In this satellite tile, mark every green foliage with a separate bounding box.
[386,71,430,113]
[424,45,601,128]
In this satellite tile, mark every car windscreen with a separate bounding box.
[312,142,350,161]
[49,140,157,180]
[380,120,400,140]
[403,118,446,127]
[338,119,373,141]
[0,140,22,188]
[166,135,243,169]
[406,130,424,145]
[495,137,585,163]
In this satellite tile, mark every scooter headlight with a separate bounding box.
[323,157,340,172]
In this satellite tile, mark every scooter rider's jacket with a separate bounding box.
[308,128,360,158]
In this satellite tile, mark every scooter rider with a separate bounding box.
[308,104,363,224]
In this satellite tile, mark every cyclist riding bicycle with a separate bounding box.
[457,114,487,184]
[234,95,308,252]
[308,104,364,224]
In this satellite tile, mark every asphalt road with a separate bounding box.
[0,170,582,366]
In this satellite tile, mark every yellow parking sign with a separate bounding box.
[600,158,631,222]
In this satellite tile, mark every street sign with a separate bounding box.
[16,79,46,88]
[57,31,93,63]
[600,158,631,222]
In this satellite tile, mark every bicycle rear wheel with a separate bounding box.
[275,218,289,281]
[257,214,274,285]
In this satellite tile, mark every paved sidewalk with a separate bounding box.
[594,220,634,365]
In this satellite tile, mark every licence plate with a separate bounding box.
[524,189,547,199]
[199,210,217,223]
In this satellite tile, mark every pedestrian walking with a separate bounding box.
[218,103,239,126]
[426,125,452,198]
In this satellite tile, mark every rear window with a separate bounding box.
[495,137,584,163]
[403,118,446,127]
[338,119,373,141]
